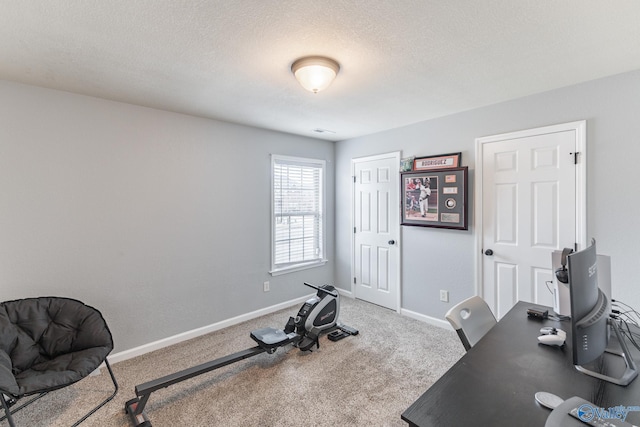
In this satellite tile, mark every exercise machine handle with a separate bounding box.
[303,282,339,297]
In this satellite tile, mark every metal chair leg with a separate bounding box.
[71,358,119,427]
[0,359,118,427]
[1,393,16,427]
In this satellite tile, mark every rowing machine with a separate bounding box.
[125,282,342,427]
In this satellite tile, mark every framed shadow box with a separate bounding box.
[401,167,468,230]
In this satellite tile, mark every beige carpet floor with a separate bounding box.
[5,296,464,427]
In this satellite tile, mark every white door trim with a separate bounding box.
[474,121,587,297]
[351,151,401,312]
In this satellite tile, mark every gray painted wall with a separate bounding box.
[335,70,640,320]
[3,69,639,354]
[0,80,335,353]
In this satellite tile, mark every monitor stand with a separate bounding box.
[575,318,638,386]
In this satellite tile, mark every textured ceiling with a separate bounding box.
[1,1,640,141]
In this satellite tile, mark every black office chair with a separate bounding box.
[0,297,118,427]
[445,296,497,351]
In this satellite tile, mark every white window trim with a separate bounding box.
[270,259,329,277]
[269,154,327,276]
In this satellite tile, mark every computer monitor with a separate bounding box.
[567,239,637,386]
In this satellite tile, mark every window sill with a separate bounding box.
[269,259,328,276]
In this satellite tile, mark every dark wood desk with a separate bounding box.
[402,301,640,426]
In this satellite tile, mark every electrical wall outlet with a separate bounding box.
[263,281,270,292]
[439,290,449,302]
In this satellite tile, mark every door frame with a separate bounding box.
[351,151,401,312]
[474,121,587,297]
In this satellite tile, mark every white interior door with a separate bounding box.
[352,152,400,311]
[477,122,586,319]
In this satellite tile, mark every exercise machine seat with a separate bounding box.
[0,297,118,427]
[250,327,297,351]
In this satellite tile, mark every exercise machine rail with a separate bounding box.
[125,346,268,426]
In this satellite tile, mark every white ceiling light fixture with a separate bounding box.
[291,56,340,93]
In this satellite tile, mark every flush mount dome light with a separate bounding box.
[291,56,340,93]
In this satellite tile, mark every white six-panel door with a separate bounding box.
[352,152,400,311]
[477,122,586,319]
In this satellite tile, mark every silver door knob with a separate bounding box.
[484,249,493,256]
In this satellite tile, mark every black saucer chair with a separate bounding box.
[0,297,118,426]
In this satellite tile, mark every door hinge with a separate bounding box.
[354,227,356,234]
[353,176,356,183]
[354,277,356,284]
[570,152,580,164]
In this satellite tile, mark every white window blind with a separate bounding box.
[271,155,325,274]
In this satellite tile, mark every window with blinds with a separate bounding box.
[271,155,326,274]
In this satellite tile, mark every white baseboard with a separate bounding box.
[401,308,452,330]
[108,294,312,364]
[107,291,449,366]
[336,288,353,298]
[337,288,449,330]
